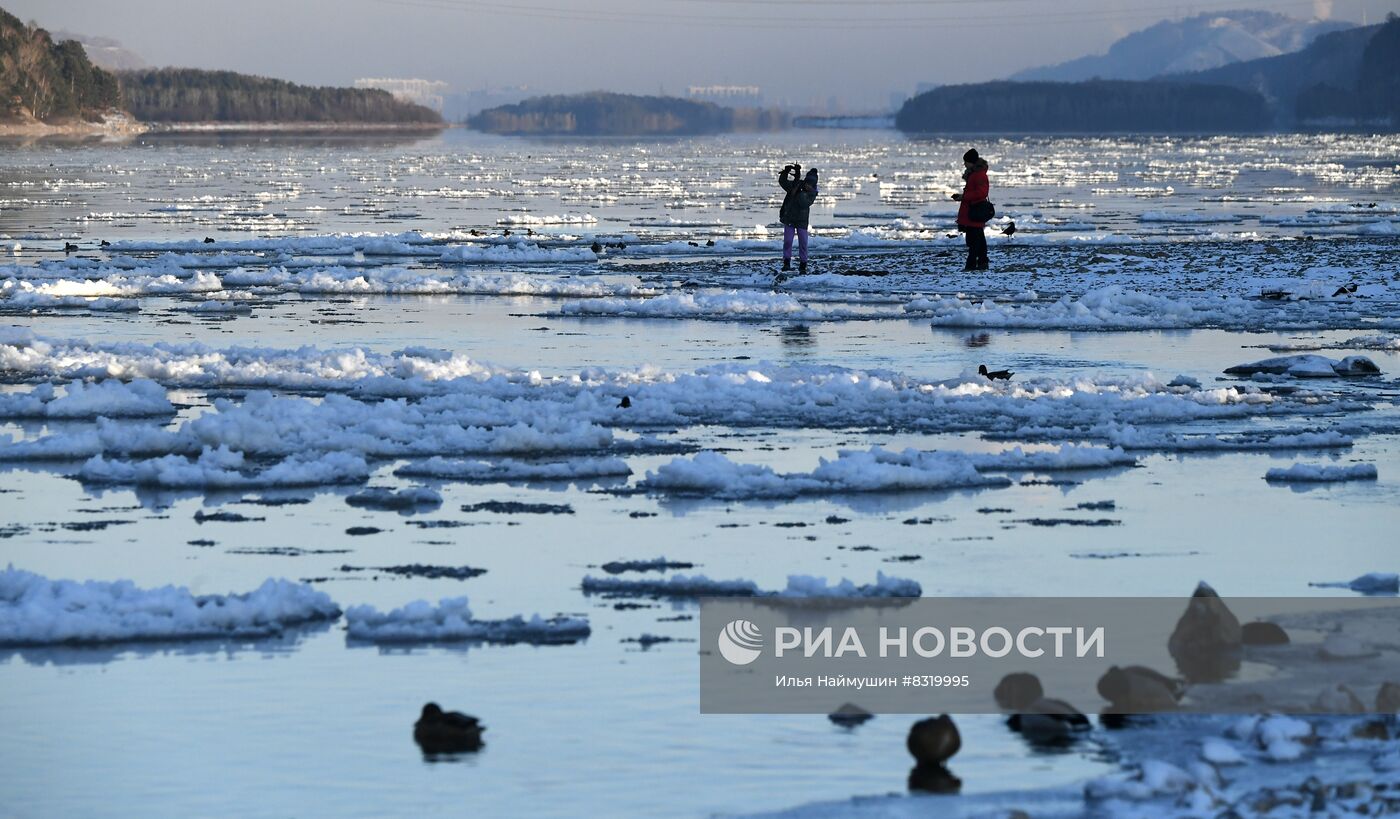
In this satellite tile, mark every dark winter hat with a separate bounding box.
[963,149,980,163]
[804,168,819,185]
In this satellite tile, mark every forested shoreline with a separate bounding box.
[119,69,444,126]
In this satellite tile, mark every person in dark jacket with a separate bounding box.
[952,148,990,271]
[778,164,819,275]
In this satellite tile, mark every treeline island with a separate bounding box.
[467,92,786,136]
[2,3,1396,138]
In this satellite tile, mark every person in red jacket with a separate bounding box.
[952,148,990,271]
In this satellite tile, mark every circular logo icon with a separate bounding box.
[717,619,764,665]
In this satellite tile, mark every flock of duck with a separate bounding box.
[414,580,1397,809]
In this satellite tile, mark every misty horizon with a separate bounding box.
[8,0,1396,111]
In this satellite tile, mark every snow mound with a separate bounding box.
[344,597,590,644]
[1264,463,1378,483]
[580,571,920,598]
[0,566,340,645]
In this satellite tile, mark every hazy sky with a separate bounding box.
[11,0,1399,108]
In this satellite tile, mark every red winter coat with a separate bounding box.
[956,161,989,229]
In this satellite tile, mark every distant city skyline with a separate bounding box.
[9,0,1398,110]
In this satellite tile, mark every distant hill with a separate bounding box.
[1012,10,1353,82]
[470,91,785,136]
[1175,16,1399,129]
[119,68,445,126]
[0,8,123,123]
[52,29,147,71]
[895,80,1270,134]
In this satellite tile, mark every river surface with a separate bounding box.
[1,129,1397,818]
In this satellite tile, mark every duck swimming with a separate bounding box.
[1007,698,1090,744]
[906,714,960,766]
[978,364,1013,381]
[414,702,484,754]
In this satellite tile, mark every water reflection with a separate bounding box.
[778,324,815,350]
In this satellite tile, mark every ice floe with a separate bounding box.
[1310,572,1400,594]
[556,291,879,322]
[1263,463,1378,483]
[0,380,173,418]
[911,286,1395,332]
[439,243,597,264]
[77,447,371,489]
[223,265,648,296]
[638,445,1135,499]
[0,333,1342,454]
[1224,354,1381,378]
[580,571,920,598]
[344,486,443,511]
[0,566,340,645]
[344,597,590,644]
[1103,426,1353,452]
[639,449,1009,499]
[394,456,632,482]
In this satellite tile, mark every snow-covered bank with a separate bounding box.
[580,571,921,598]
[344,597,590,644]
[0,566,340,645]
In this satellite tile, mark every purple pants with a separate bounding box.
[783,225,809,263]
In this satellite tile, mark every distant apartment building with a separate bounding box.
[353,78,450,112]
[686,85,763,107]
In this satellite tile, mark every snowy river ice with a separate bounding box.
[0,129,1398,817]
